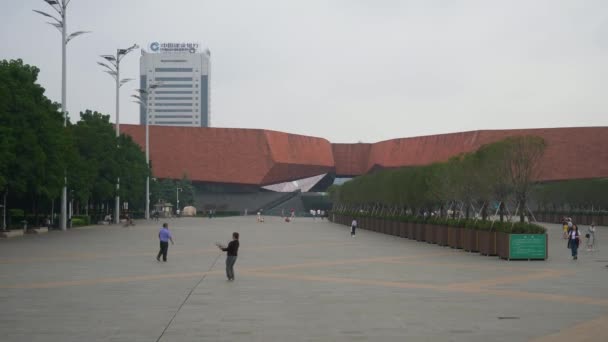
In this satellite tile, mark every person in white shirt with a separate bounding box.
[587,224,596,251]
[351,219,357,237]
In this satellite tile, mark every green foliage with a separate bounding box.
[493,221,546,234]
[68,110,119,203]
[71,215,90,226]
[117,134,149,207]
[150,175,195,210]
[332,136,548,224]
[0,59,151,219]
[0,59,68,201]
[533,178,608,211]
[70,218,87,227]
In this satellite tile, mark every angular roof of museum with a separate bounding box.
[121,125,608,185]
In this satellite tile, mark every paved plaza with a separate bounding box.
[1,216,607,341]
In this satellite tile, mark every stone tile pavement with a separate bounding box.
[0,216,606,341]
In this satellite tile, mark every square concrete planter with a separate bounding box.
[425,224,435,244]
[399,221,407,238]
[462,229,478,252]
[436,225,449,246]
[414,223,425,242]
[388,219,395,235]
[407,222,415,239]
[448,227,462,249]
[369,218,378,232]
[365,217,373,231]
[392,220,400,236]
[385,219,392,234]
[478,230,497,256]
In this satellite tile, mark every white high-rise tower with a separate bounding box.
[140,42,210,127]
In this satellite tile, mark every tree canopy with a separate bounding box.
[0,59,152,226]
[332,136,548,222]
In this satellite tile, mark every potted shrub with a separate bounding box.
[447,218,463,249]
[425,216,437,244]
[477,220,497,256]
[414,217,425,242]
[407,216,416,239]
[462,220,480,252]
[399,216,408,238]
[394,217,402,236]
[434,217,449,246]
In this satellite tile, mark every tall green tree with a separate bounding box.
[68,110,119,208]
[0,59,68,222]
[150,176,195,210]
[117,134,149,210]
[503,136,546,222]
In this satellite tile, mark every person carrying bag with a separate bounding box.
[567,224,580,260]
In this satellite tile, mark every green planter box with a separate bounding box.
[497,233,547,260]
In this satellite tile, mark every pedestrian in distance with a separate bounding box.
[567,224,580,260]
[217,232,240,281]
[562,218,569,239]
[351,218,357,237]
[157,223,174,262]
[586,223,596,251]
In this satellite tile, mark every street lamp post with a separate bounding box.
[176,187,182,215]
[132,82,162,220]
[34,0,89,231]
[98,44,138,224]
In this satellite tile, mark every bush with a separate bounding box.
[475,220,493,231]
[493,221,546,234]
[71,215,90,226]
[70,218,87,227]
[446,218,464,227]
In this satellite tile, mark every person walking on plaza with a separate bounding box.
[351,218,357,237]
[156,223,174,262]
[567,224,580,260]
[586,223,596,251]
[217,232,240,281]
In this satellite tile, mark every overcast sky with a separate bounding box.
[2,0,607,143]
